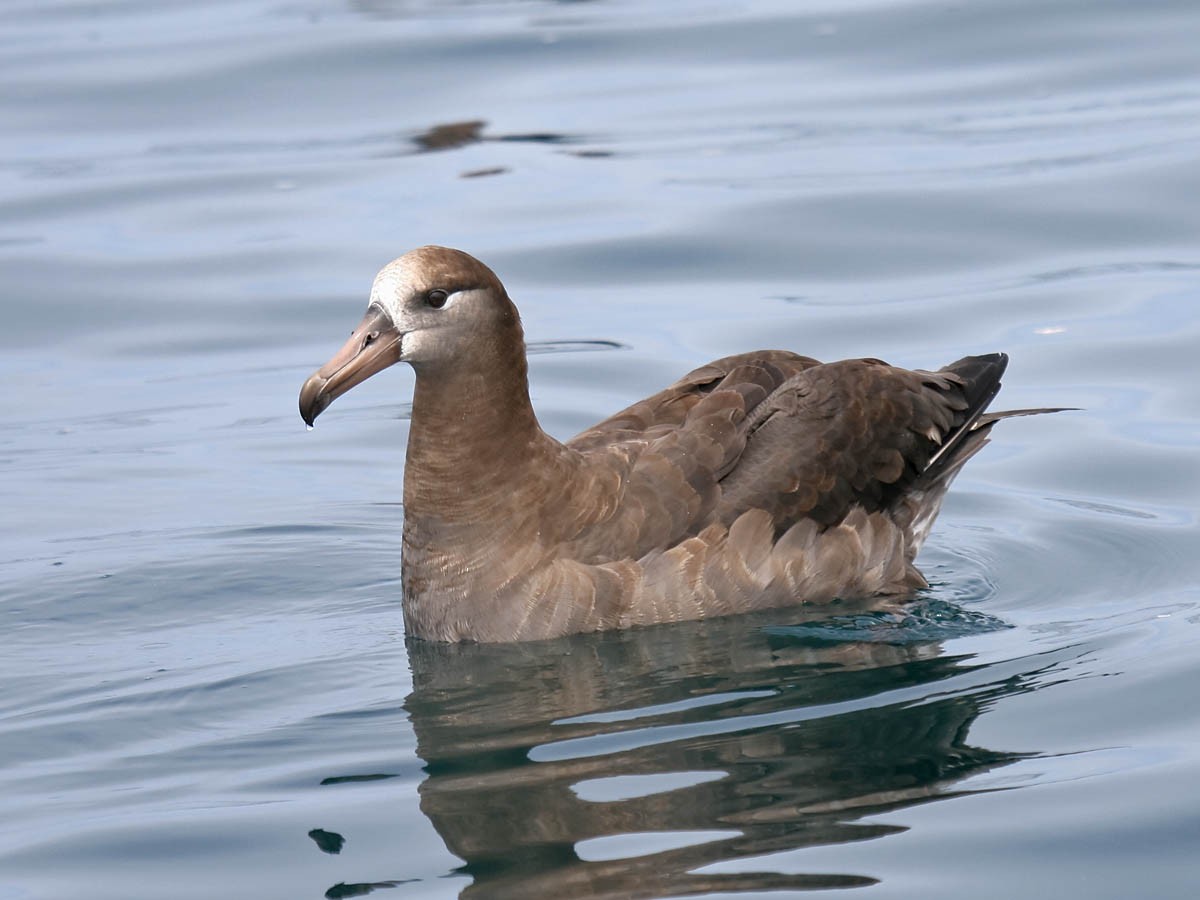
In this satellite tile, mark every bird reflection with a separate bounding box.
[390,604,1039,899]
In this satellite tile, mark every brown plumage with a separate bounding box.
[299,246,1058,643]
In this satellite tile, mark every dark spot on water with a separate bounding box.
[411,120,485,151]
[308,828,345,854]
[494,132,574,145]
[526,339,628,355]
[325,881,414,899]
[320,773,399,786]
[460,166,508,178]
[409,120,581,156]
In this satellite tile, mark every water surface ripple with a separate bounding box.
[2,1,1199,898]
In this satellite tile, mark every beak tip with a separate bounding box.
[299,373,330,427]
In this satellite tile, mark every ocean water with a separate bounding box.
[3,1,1200,898]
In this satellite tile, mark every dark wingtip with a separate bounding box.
[941,352,1008,379]
[938,352,1008,416]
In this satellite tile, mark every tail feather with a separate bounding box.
[920,353,1007,485]
[922,356,1073,488]
[978,406,1077,426]
[903,356,1071,553]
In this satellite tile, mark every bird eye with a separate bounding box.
[426,289,449,309]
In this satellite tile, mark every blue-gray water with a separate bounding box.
[3,1,1200,898]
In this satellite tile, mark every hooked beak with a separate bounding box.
[299,305,402,426]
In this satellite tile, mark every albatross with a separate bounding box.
[300,246,1057,643]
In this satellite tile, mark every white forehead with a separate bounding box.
[369,256,421,317]
[370,257,416,299]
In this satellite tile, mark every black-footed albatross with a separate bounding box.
[300,246,1058,643]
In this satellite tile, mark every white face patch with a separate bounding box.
[398,328,432,362]
[362,248,492,364]
[368,256,461,320]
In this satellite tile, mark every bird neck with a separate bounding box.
[402,321,560,524]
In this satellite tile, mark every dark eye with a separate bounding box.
[426,289,449,309]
